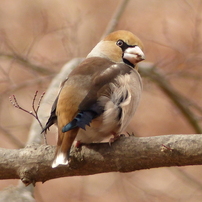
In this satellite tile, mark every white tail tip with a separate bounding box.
[52,153,69,168]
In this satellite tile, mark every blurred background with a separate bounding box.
[0,0,202,201]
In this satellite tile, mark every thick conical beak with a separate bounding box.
[123,46,145,65]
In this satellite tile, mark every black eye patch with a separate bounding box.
[116,39,135,51]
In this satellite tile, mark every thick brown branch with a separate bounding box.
[0,134,201,185]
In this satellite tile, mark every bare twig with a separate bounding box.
[32,91,39,113]
[101,0,130,38]
[0,75,54,99]
[31,91,45,129]
[138,62,202,133]
[0,30,54,76]
[9,95,33,116]
[32,91,47,144]
[9,91,47,144]
[36,92,45,113]
[26,58,83,145]
[191,1,202,53]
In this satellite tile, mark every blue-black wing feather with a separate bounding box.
[62,103,104,132]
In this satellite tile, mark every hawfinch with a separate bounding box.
[43,30,145,168]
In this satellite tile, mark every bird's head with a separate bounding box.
[87,30,145,68]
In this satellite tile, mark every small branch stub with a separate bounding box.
[161,144,174,152]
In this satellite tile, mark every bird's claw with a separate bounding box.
[75,141,82,148]
[126,132,135,136]
[109,134,122,146]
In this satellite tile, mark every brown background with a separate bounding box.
[0,0,202,201]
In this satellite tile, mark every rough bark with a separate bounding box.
[0,134,201,186]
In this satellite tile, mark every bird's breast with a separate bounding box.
[99,70,142,133]
[76,69,142,143]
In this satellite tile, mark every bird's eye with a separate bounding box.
[116,40,124,47]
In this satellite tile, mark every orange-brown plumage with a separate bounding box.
[103,30,144,50]
[43,30,145,168]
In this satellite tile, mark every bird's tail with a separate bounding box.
[52,128,78,168]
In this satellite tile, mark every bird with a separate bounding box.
[42,30,145,168]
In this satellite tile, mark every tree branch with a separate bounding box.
[0,53,54,75]
[0,134,202,186]
[101,0,130,38]
[0,58,84,201]
[138,62,202,133]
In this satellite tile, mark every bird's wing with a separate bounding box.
[41,96,58,134]
[41,78,69,133]
[62,59,133,132]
